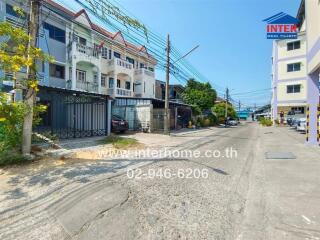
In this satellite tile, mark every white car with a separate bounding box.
[297,118,306,132]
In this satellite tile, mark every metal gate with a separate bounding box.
[35,87,109,139]
[112,105,151,131]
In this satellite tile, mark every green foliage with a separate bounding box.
[259,118,273,127]
[0,93,48,165]
[182,79,217,115]
[212,102,237,123]
[0,93,27,165]
[195,114,217,128]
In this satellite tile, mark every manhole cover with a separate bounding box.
[265,152,296,159]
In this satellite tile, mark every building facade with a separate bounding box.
[271,31,307,120]
[272,0,320,145]
[0,0,160,138]
[1,0,157,99]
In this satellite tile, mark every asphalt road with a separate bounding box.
[1,122,318,240]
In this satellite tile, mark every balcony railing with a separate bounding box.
[76,43,99,58]
[76,81,99,93]
[108,58,133,70]
[134,68,155,77]
[107,88,132,97]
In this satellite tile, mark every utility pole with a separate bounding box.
[164,34,170,135]
[238,100,241,112]
[225,87,229,127]
[22,0,41,156]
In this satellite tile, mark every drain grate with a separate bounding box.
[265,152,296,159]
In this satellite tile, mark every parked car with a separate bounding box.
[111,115,129,133]
[297,118,306,132]
[227,118,238,126]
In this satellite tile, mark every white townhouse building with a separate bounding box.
[1,0,157,99]
[0,0,158,138]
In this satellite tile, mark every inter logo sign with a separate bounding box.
[263,12,299,39]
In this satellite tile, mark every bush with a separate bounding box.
[259,118,273,127]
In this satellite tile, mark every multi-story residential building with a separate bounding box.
[1,0,157,98]
[271,30,307,120]
[0,0,158,138]
[272,0,320,145]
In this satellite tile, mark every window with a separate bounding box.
[291,107,304,114]
[109,78,114,88]
[77,36,87,45]
[287,41,300,51]
[49,64,65,79]
[125,81,131,90]
[126,57,135,65]
[140,63,145,69]
[287,62,301,72]
[43,22,66,43]
[148,67,154,72]
[93,74,98,84]
[117,79,121,88]
[76,69,86,83]
[101,47,108,59]
[287,84,301,93]
[109,50,112,59]
[101,74,107,87]
[6,4,26,19]
[114,52,121,59]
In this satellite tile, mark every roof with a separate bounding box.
[263,12,299,25]
[44,0,156,64]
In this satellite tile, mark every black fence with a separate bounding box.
[35,87,109,139]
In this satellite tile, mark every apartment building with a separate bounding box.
[271,0,320,145]
[271,31,307,120]
[0,0,158,138]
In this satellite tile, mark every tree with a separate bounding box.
[212,102,237,123]
[0,12,53,156]
[182,79,217,115]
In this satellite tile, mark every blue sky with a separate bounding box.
[113,0,301,106]
[59,0,301,106]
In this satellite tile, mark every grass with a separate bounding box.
[100,135,140,149]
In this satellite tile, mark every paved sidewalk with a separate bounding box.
[238,124,320,240]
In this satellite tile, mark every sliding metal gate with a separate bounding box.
[35,87,109,139]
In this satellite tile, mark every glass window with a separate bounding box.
[76,69,86,83]
[101,47,108,59]
[101,74,107,87]
[287,62,301,72]
[287,41,300,51]
[109,78,114,88]
[126,57,135,65]
[114,52,121,59]
[49,64,65,79]
[287,84,301,93]
[117,79,121,88]
[43,22,66,43]
[125,81,131,90]
[6,4,26,19]
[140,63,145,69]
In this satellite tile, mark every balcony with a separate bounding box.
[134,68,155,78]
[107,58,133,75]
[107,88,132,97]
[68,42,100,66]
[76,81,99,93]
